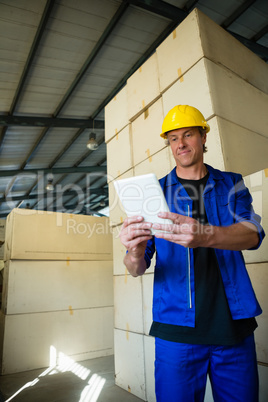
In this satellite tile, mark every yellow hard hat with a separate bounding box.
[160,105,210,138]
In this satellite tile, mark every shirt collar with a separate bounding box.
[165,164,224,186]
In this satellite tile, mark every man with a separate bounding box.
[119,105,265,402]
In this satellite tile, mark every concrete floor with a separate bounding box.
[0,355,143,402]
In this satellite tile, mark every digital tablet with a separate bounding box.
[113,173,173,234]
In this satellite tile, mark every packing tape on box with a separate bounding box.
[144,108,149,119]
[146,149,152,162]
[142,99,145,108]
[173,29,177,39]
[178,67,184,82]
[265,168,268,177]
[69,305,74,315]
[66,257,70,266]
[139,66,142,73]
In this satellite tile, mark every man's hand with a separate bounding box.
[120,216,152,276]
[152,212,211,248]
[120,216,152,251]
[152,211,259,251]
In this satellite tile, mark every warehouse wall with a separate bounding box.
[105,8,268,402]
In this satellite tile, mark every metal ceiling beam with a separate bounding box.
[0,166,106,177]
[47,128,85,168]
[0,188,108,203]
[183,0,199,12]
[53,0,130,117]
[20,127,48,169]
[0,115,104,129]
[0,127,8,149]
[127,0,187,21]
[9,0,56,115]
[251,23,268,42]
[221,0,257,29]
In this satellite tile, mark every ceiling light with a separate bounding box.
[46,178,54,191]
[87,132,98,150]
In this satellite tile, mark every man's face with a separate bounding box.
[167,127,207,169]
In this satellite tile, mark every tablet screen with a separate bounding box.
[114,173,172,234]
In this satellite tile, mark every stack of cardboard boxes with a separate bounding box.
[105,8,268,401]
[0,208,114,375]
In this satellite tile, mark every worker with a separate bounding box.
[119,105,265,402]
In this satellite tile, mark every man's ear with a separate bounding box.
[202,132,207,144]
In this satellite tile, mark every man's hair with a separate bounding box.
[164,127,208,153]
[198,127,208,153]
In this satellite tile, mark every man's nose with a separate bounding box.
[178,137,186,148]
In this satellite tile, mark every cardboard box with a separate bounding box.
[205,58,268,139]
[0,307,114,374]
[114,328,146,400]
[247,263,268,364]
[112,226,128,276]
[4,209,112,261]
[106,124,133,182]
[161,57,213,121]
[2,259,114,315]
[215,117,268,177]
[142,274,154,336]
[156,10,204,93]
[131,97,165,166]
[203,117,225,172]
[134,146,175,179]
[156,8,268,94]
[105,85,128,143]
[114,275,143,334]
[127,53,161,121]
[196,9,268,95]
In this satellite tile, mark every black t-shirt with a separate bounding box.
[149,173,257,345]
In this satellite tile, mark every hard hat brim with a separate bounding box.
[160,124,210,139]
